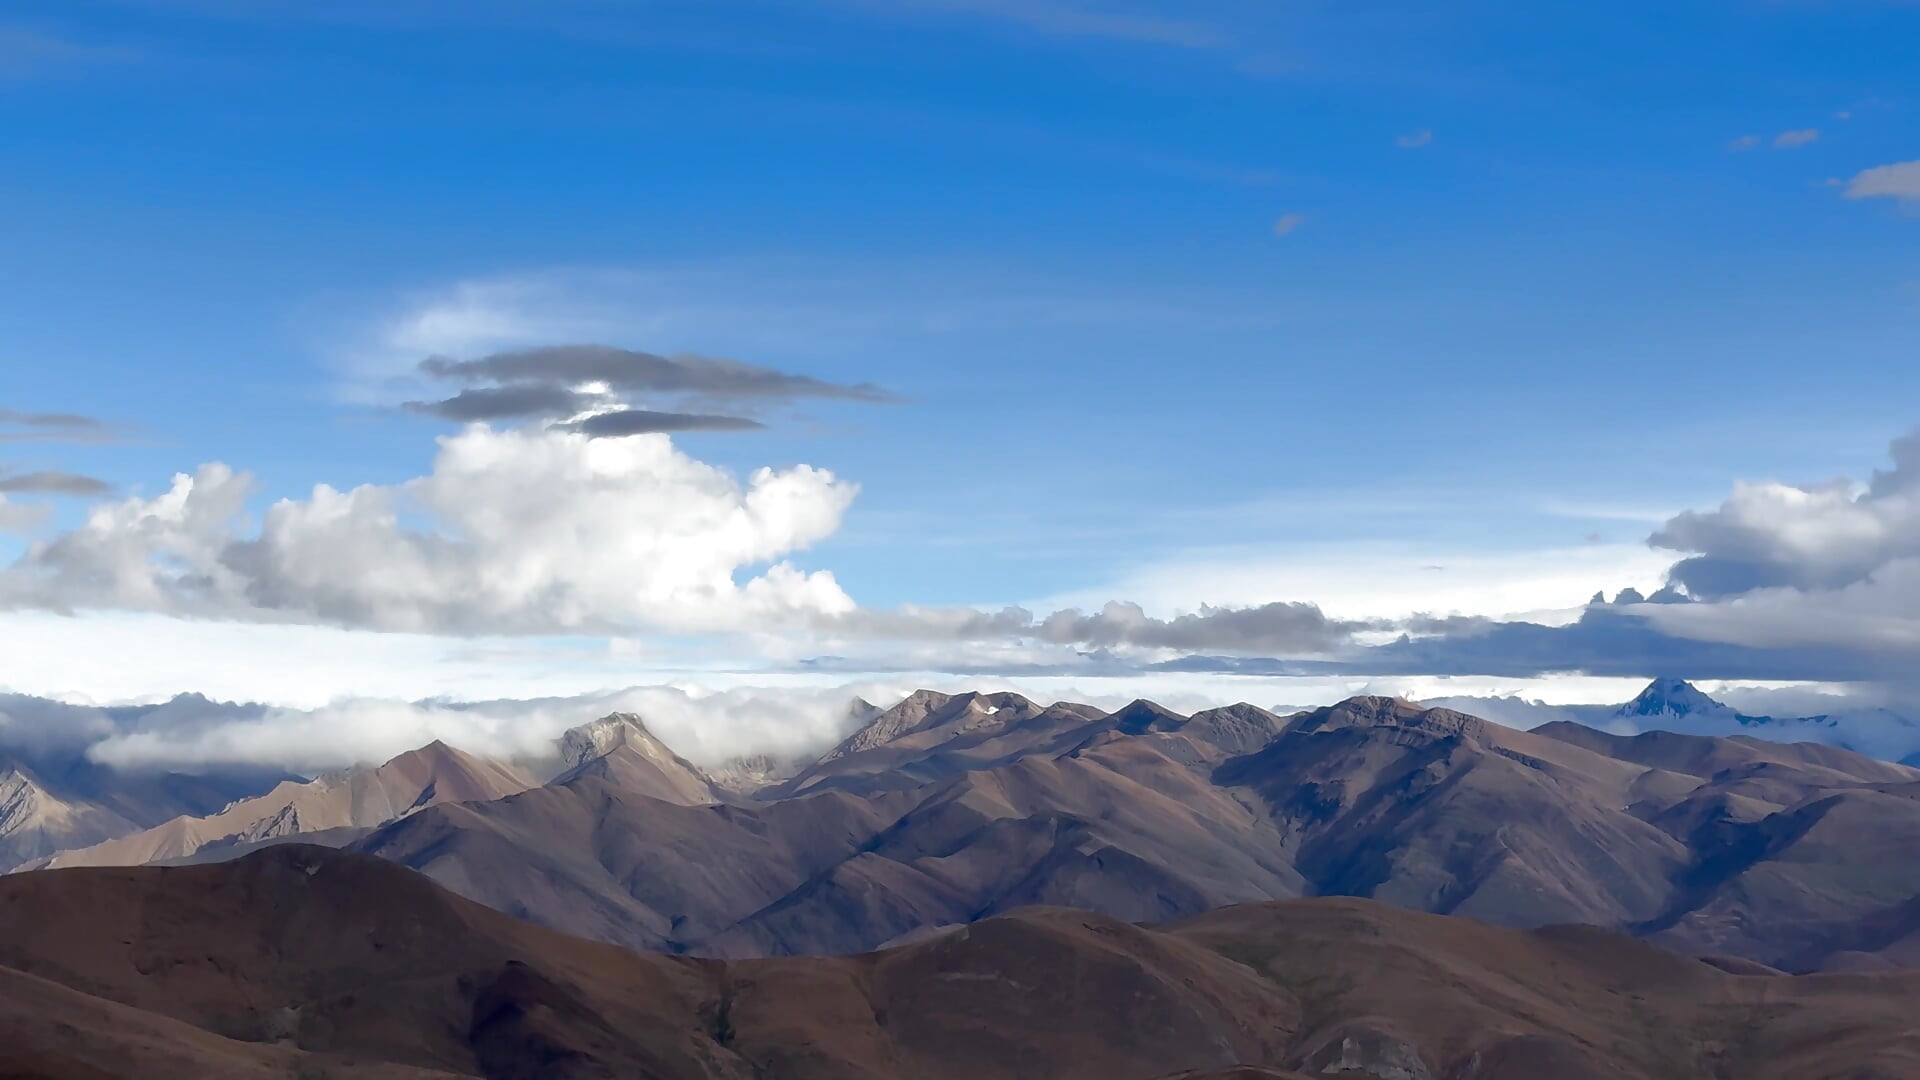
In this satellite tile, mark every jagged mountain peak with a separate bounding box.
[819,689,1040,763]
[557,713,665,770]
[549,713,722,805]
[1108,699,1189,735]
[1619,678,1724,718]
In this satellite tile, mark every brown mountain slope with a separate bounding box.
[4,845,1919,1080]
[33,741,535,870]
[775,690,1106,798]
[355,712,1309,957]
[1219,696,1696,928]
[0,845,737,1079]
[352,775,915,951]
[348,693,1920,970]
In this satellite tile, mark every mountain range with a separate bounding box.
[1432,677,1920,766]
[10,680,1920,1076]
[26,739,536,871]
[24,682,1919,976]
[3,843,1917,1080]
[0,749,291,873]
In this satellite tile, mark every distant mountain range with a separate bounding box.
[0,748,291,873]
[1428,677,1920,766]
[3,843,1916,1080]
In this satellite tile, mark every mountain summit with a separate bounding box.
[1617,678,1727,719]
[552,713,725,805]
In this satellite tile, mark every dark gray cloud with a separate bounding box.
[421,344,898,404]
[1148,605,1890,684]
[0,470,113,496]
[0,408,115,444]
[562,409,765,437]
[403,384,590,422]
[409,343,896,434]
[835,599,1375,656]
[1033,600,1376,653]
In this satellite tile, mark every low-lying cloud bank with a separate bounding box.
[7,672,1918,781]
[0,685,902,775]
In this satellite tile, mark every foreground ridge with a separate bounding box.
[2,844,1917,1080]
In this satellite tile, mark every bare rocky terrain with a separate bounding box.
[2,844,1917,1080]
[333,689,1920,971]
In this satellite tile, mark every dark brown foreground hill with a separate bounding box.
[2,845,1918,1079]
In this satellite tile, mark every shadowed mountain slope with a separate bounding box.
[0,752,290,873]
[3,845,1918,1080]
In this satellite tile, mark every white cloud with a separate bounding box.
[1272,212,1308,237]
[1395,130,1433,149]
[1636,429,1920,677]
[1653,430,1920,597]
[1,425,858,635]
[0,495,50,533]
[1846,160,1920,204]
[1728,134,1761,152]
[1772,128,1820,149]
[1037,541,1675,625]
[3,663,1665,775]
[78,684,898,773]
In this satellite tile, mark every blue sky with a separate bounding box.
[2,0,1918,721]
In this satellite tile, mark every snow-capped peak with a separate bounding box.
[1618,678,1726,719]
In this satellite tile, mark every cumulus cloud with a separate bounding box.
[1728,135,1761,152]
[1652,429,1920,599]
[0,425,858,635]
[1772,128,1820,149]
[1395,130,1433,149]
[1295,428,1920,686]
[0,470,112,496]
[1846,160,1920,204]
